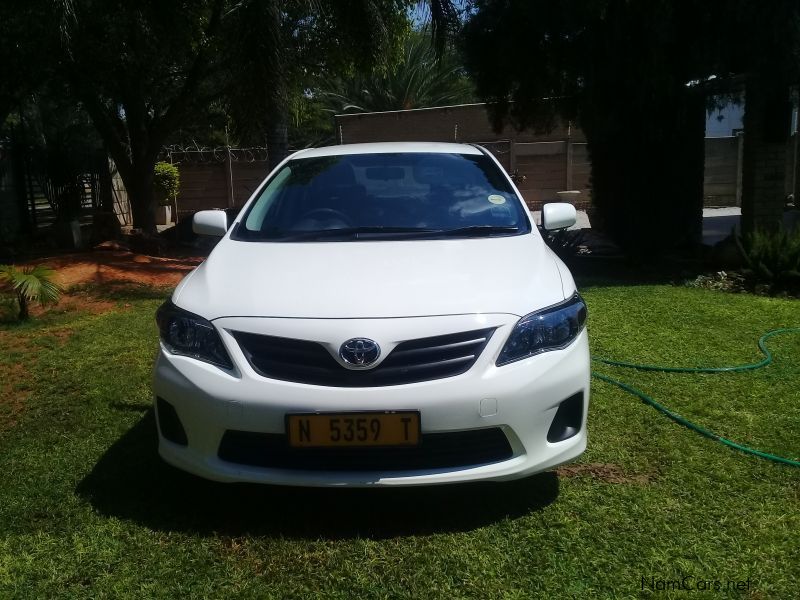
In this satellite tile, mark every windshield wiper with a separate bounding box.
[251,225,522,241]
[270,226,440,241]
[438,225,521,237]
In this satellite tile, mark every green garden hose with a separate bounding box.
[590,328,800,468]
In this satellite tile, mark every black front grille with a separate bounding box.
[232,328,495,387]
[218,428,513,471]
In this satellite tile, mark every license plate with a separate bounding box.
[286,411,421,448]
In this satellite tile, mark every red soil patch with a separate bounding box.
[26,250,203,288]
[53,294,119,315]
[3,250,202,319]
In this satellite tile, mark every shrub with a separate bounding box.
[685,270,747,293]
[0,265,62,320]
[735,227,800,292]
[542,229,586,260]
[153,162,180,206]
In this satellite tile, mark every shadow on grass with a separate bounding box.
[568,255,709,289]
[76,411,559,540]
[0,297,21,324]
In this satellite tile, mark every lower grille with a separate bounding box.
[218,427,513,471]
[233,328,496,387]
[156,397,187,446]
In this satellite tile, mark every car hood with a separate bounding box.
[173,234,567,320]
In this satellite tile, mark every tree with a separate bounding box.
[462,1,723,256]
[26,1,457,234]
[41,1,229,235]
[464,1,800,256]
[0,2,50,127]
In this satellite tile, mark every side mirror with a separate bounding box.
[193,210,228,237]
[542,203,577,231]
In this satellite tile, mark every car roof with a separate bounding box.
[290,142,484,159]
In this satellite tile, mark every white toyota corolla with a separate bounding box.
[153,142,589,486]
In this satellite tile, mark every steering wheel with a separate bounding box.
[295,208,355,228]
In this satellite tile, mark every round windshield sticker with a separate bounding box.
[488,194,506,205]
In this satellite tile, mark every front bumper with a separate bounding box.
[153,313,590,486]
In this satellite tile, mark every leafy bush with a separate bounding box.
[735,227,800,292]
[0,264,62,320]
[153,162,180,206]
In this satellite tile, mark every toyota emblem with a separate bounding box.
[339,338,381,368]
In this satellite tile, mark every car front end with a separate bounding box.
[152,142,590,486]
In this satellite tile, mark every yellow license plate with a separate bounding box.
[287,411,421,448]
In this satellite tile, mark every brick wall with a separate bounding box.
[174,161,270,221]
[336,103,580,145]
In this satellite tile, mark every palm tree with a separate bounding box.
[0,265,62,321]
[320,30,475,115]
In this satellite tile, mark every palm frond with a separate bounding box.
[319,29,475,114]
[0,264,62,306]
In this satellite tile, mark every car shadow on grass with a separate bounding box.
[76,411,559,540]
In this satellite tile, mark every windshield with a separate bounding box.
[233,152,530,241]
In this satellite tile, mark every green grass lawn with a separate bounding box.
[0,283,798,598]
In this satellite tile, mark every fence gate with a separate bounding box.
[21,151,105,232]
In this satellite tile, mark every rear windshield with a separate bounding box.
[232,152,530,241]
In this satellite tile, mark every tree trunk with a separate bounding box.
[10,136,32,236]
[17,292,28,321]
[264,0,288,172]
[124,163,158,235]
[266,116,289,171]
[88,117,160,236]
[264,51,289,171]
[92,151,122,241]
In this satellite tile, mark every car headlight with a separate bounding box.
[156,301,233,369]
[496,294,587,366]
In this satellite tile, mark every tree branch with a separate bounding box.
[69,76,133,182]
[148,0,226,156]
